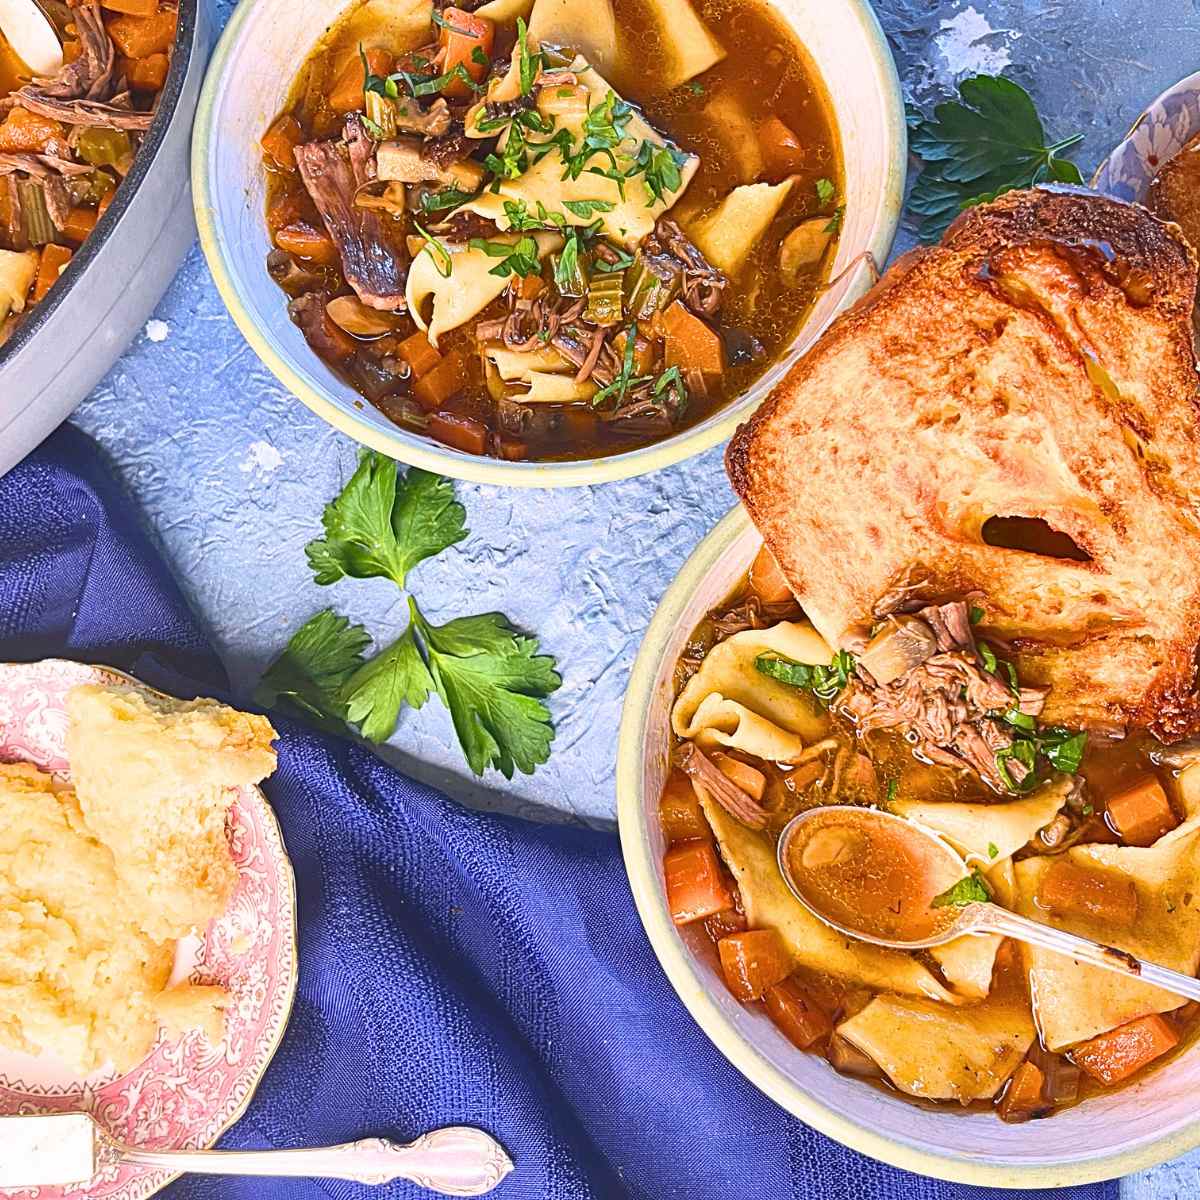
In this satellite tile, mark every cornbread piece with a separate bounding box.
[66,685,277,941]
[727,188,1200,737]
[0,762,169,1073]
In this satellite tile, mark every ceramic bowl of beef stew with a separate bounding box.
[193,0,904,484]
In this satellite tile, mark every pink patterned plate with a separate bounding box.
[0,659,298,1200]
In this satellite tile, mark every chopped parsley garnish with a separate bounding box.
[563,198,616,219]
[484,120,530,183]
[469,235,543,278]
[908,74,1084,242]
[553,230,585,294]
[391,61,484,99]
[259,452,561,778]
[969,605,985,624]
[516,17,541,96]
[471,45,489,67]
[626,140,688,206]
[418,186,477,216]
[987,841,999,859]
[591,320,646,407]
[886,779,899,804]
[430,8,477,35]
[687,80,704,95]
[754,649,855,702]
[824,204,845,234]
[562,91,634,180]
[594,248,635,272]
[815,177,835,205]
[412,219,453,278]
[931,870,991,908]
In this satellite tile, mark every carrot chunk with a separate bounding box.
[102,0,159,15]
[0,108,64,153]
[704,906,747,942]
[428,411,487,455]
[749,544,792,604]
[1037,859,1138,929]
[61,207,98,244]
[757,115,805,179]
[329,48,394,115]
[438,9,494,98]
[764,977,831,1048]
[665,841,732,926]
[661,300,723,379]
[710,752,766,802]
[106,8,178,58]
[396,329,441,379]
[125,51,169,91]
[996,1060,1046,1123]
[31,243,72,303]
[274,222,339,265]
[1072,1014,1179,1086]
[412,351,467,412]
[719,929,793,1001]
[261,115,303,173]
[1106,775,1178,847]
[659,770,708,844]
[495,434,529,461]
[266,189,304,234]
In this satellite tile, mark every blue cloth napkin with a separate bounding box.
[0,426,1118,1200]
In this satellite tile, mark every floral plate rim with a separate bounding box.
[0,658,298,1200]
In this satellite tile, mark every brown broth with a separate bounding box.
[663,557,1200,1119]
[263,0,840,461]
[0,33,25,97]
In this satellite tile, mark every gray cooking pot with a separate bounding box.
[0,0,209,476]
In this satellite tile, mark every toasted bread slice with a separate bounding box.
[1149,132,1200,258]
[727,188,1200,736]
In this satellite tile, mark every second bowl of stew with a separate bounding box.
[617,505,1200,1186]
[193,0,903,484]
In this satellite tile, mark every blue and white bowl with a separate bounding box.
[1093,71,1200,204]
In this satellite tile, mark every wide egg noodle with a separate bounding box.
[700,794,959,1003]
[836,988,1035,1103]
[463,59,699,248]
[1014,787,1200,1050]
[671,621,832,761]
[406,232,562,346]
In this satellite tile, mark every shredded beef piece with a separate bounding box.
[842,599,1051,793]
[294,124,407,311]
[3,92,152,130]
[438,210,498,244]
[711,596,800,640]
[0,153,92,178]
[644,217,727,317]
[24,2,115,102]
[675,742,767,830]
[421,131,473,170]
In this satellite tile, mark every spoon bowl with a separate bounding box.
[776,804,1200,1003]
[0,0,63,77]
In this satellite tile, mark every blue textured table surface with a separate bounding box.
[70,0,1200,1191]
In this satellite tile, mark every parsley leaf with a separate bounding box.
[987,841,999,859]
[410,599,561,778]
[563,91,633,180]
[469,235,542,278]
[591,321,647,408]
[306,453,466,589]
[563,198,616,219]
[342,626,434,742]
[553,230,586,295]
[413,219,453,278]
[815,177,835,205]
[255,609,370,730]
[516,17,540,96]
[626,141,688,206]
[419,186,478,216]
[908,74,1085,242]
[754,649,855,702]
[484,120,530,183]
[931,870,991,908]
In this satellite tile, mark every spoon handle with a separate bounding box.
[976,905,1200,1002]
[111,1128,514,1195]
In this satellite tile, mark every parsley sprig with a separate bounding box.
[931,870,991,908]
[258,453,561,778]
[469,235,543,278]
[908,74,1085,242]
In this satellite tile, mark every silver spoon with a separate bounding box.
[0,1113,514,1195]
[776,805,1200,1002]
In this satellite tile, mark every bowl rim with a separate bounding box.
[191,0,906,487]
[615,502,1200,1187]
[0,0,199,379]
